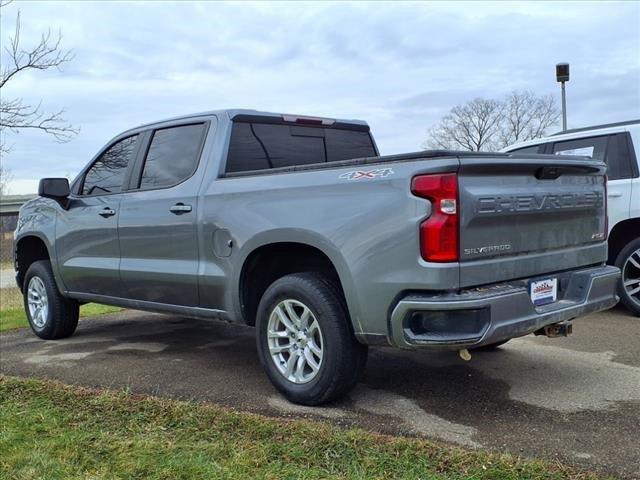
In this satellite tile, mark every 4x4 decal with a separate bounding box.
[339,168,394,181]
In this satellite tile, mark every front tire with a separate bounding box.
[615,237,640,317]
[23,260,79,339]
[256,272,367,406]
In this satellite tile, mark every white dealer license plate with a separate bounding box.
[530,278,558,307]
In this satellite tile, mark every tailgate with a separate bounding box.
[457,155,608,287]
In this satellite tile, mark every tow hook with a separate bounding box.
[534,321,573,338]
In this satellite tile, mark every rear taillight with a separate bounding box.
[411,173,459,262]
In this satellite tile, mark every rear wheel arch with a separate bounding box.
[608,218,640,263]
[238,241,351,327]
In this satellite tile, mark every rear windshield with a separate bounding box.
[225,122,376,173]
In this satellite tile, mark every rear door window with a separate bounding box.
[508,144,544,154]
[138,123,206,189]
[225,122,376,173]
[552,134,633,180]
[552,136,608,160]
[82,135,138,195]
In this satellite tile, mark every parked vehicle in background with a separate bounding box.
[504,120,640,316]
[14,110,619,405]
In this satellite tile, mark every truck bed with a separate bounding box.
[222,150,599,177]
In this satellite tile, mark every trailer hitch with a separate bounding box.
[534,321,573,338]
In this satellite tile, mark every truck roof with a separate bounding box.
[126,109,370,134]
[501,118,640,152]
[550,119,640,136]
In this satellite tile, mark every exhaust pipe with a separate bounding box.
[534,321,573,338]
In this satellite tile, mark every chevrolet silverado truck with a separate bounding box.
[15,109,620,405]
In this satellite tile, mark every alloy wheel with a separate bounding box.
[622,248,640,309]
[27,276,49,328]
[267,299,324,384]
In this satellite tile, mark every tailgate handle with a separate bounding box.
[535,166,562,180]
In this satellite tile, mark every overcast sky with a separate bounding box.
[1,0,639,194]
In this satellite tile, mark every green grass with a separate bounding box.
[0,376,603,480]
[0,303,122,332]
[1,286,24,309]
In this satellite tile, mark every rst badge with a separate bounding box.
[339,168,394,181]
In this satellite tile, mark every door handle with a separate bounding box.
[170,203,192,214]
[607,192,623,198]
[98,208,116,217]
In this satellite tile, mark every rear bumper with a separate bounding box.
[389,264,620,349]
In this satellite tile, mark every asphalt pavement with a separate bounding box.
[1,306,638,478]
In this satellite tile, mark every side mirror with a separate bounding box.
[38,178,70,199]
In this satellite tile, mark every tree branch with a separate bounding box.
[0,4,77,152]
[425,92,559,152]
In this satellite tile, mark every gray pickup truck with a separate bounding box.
[15,109,619,405]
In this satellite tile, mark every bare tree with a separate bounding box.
[423,98,503,151]
[424,91,560,152]
[0,1,78,173]
[498,90,560,147]
[0,165,11,196]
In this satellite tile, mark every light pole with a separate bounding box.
[556,63,570,131]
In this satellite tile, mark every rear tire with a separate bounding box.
[23,260,79,339]
[615,237,640,317]
[256,272,367,405]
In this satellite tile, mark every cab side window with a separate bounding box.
[82,135,138,195]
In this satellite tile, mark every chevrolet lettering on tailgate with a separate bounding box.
[477,191,603,214]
